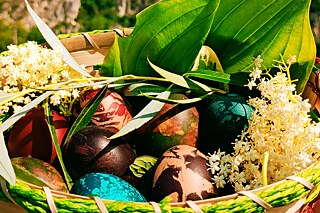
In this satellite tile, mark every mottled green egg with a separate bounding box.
[70,173,146,202]
[198,93,253,154]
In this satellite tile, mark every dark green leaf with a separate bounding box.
[63,86,109,147]
[205,0,316,92]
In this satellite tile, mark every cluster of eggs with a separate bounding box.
[5,87,253,203]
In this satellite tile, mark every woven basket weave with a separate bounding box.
[1,29,320,213]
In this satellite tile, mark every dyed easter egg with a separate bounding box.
[134,93,199,157]
[11,157,68,192]
[63,126,136,180]
[198,93,253,154]
[80,89,132,133]
[151,145,218,202]
[7,107,69,164]
[71,172,146,202]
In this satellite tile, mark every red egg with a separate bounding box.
[7,107,69,164]
[80,89,132,133]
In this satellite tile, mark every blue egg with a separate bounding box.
[198,93,253,154]
[71,173,146,202]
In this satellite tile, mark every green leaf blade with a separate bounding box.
[206,0,315,92]
[63,86,109,147]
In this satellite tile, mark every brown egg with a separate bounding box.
[151,145,218,202]
[79,89,132,133]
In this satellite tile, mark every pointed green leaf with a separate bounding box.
[205,0,316,92]
[0,92,16,105]
[63,86,109,147]
[100,35,122,77]
[103,0,220,77]
[44,102,73,189]
[0,131,15,185]
[109,91,170,139]
[25,0,91,78]
[185,70,248,86]
[122,83,186,96]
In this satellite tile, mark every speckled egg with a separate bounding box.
[71,172,147,202]
[7,107,69,164]
[80,89,132,133]
[198,93,253,154]
[151,145,218,202]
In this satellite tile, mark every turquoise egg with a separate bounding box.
[71,173,146,202]
[198,93,253,154]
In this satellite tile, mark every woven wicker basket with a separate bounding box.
[1,29,320,213]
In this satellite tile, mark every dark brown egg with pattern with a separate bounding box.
[134,93,199,157]
[151,145,218,202]
[80,89,132,133]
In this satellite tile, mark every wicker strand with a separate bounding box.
[149,201,162,213]
[113,29,125,37]
[42,186,58,213]
[186,200,204,213]
[237,190,273,210]
[82,32,100,49]
[0,177,18,206]
[286,176,315,190]
[93,196,109,213]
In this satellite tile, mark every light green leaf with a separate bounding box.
[25,0,91,78]
[185,70,248,86]
[0,92,16,105]
[100,35,122,77]
[122,83,186,96]
[109,91,170,140]
[0,91,53,131]
[0,132,15,185]
[129,155,158,178]
[44,102,73,189]
[205,0,316,92]
[102,0,220,77]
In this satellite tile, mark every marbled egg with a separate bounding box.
[198,93,253,154]
[71,172,146,202]
[80,89,132,133]
[151,145,218,202]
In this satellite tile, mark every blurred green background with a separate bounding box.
[0,0,319,54]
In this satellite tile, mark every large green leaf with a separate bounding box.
[205,0,316,92]
[101,0,220,77]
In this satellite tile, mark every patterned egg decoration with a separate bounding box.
[80,89,132,133]
[151,145,218,202]
[71,172,147,202]
[198,93,253,155]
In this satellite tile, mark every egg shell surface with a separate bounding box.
[7,107,69,164]
[71,172,146,202]
[151,145,218,202]
[80,89,132,133]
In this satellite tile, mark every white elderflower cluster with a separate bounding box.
[0,41,88,115]
[208,55,320,191]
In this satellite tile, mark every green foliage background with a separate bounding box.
[0,0,319,53]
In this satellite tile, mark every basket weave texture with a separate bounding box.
[1,30,320,213]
